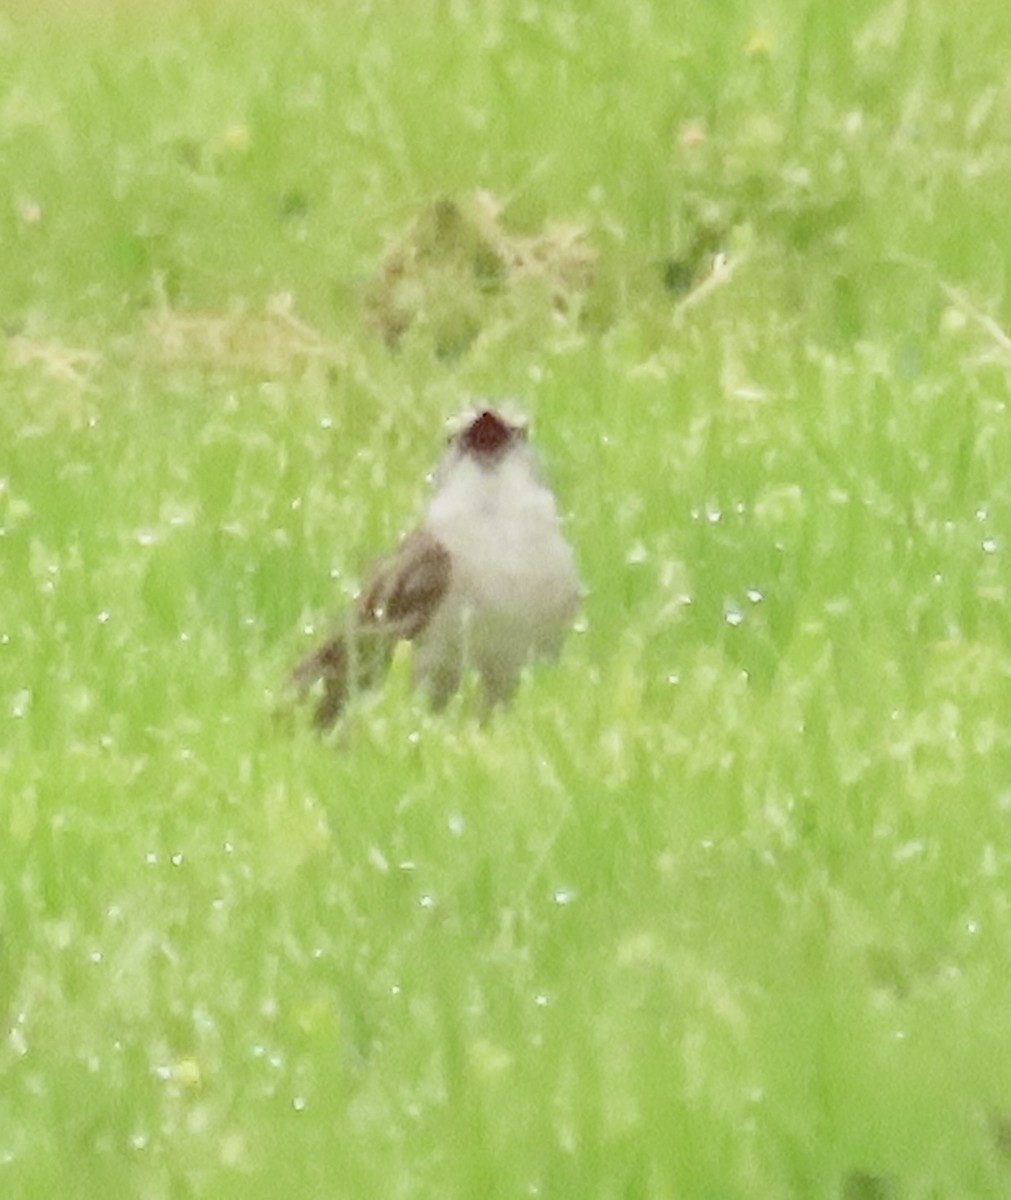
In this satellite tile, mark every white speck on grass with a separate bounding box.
[11,689,30,718]
[724,604,744,627]
[170,853,185,867]
[746,587,764,604]
[893,841,924,862]
[367,847,389,873]
[552,887,576,906]
[981,843,998,876]
[982,537,999,554]
[292,1096,307,1112]
[447,813,465,836]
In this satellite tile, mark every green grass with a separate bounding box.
[4,0,1011,1195]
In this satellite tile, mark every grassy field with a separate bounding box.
[4,0,1011,1195]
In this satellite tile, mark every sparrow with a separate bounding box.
[293,408,581,729]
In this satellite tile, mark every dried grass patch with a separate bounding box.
[365,190,597,356]
[144,291,350,377]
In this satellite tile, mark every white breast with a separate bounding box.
[416,448,580,701]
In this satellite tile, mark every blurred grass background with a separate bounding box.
[4,0,1011,1195]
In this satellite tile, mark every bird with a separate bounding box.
[292,407,582,729]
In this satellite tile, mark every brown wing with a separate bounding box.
[359,529,451,638]
[292,529,451,730]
